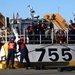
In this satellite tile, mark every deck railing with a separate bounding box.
[0,29,75,44]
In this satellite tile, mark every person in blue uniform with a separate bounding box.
[68,19,75,43]
[27,21,34,43]
[17,38,30,69]
[34,20,41,43]
[6,37,16,69]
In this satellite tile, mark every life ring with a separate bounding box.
[56,30,65,41]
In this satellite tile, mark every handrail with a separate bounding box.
[0,29,75,44]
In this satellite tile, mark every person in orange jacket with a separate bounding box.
[17,38,30,69]
[6,38,16,69]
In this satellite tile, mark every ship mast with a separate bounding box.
[28,5,39,19]
[72,13,75,23]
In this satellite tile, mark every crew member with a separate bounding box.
[34,20,41,43]
[17,38,30,69]
[0,37,3,51]
[3,42,8,59]
[6,37,16,69]
[27,21,34,43]
[41,18,46,43]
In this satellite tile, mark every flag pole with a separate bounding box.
[58,7,60,14]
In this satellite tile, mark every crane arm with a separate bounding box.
[44,14,69,30]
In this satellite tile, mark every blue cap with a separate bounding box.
[30,21,34,25]
[11,35,16,39]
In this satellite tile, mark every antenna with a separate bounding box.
[28,5,35,19]
[72,13,75,23]
[58,7,60,14]
[28,5,39,19]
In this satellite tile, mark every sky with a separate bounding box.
[0,0,75,23]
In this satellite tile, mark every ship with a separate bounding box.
[0,5,75,71]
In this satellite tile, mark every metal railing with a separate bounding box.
[0,29,75,44]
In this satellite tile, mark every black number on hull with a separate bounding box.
[62,48,72,61]
[35,48,45,61]
[48,48,59,61]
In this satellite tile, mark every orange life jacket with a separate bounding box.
[20,43,25,49]
[28,26,34,32]
[8,43,15,50]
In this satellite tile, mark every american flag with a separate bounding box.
[16,13,19,19]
